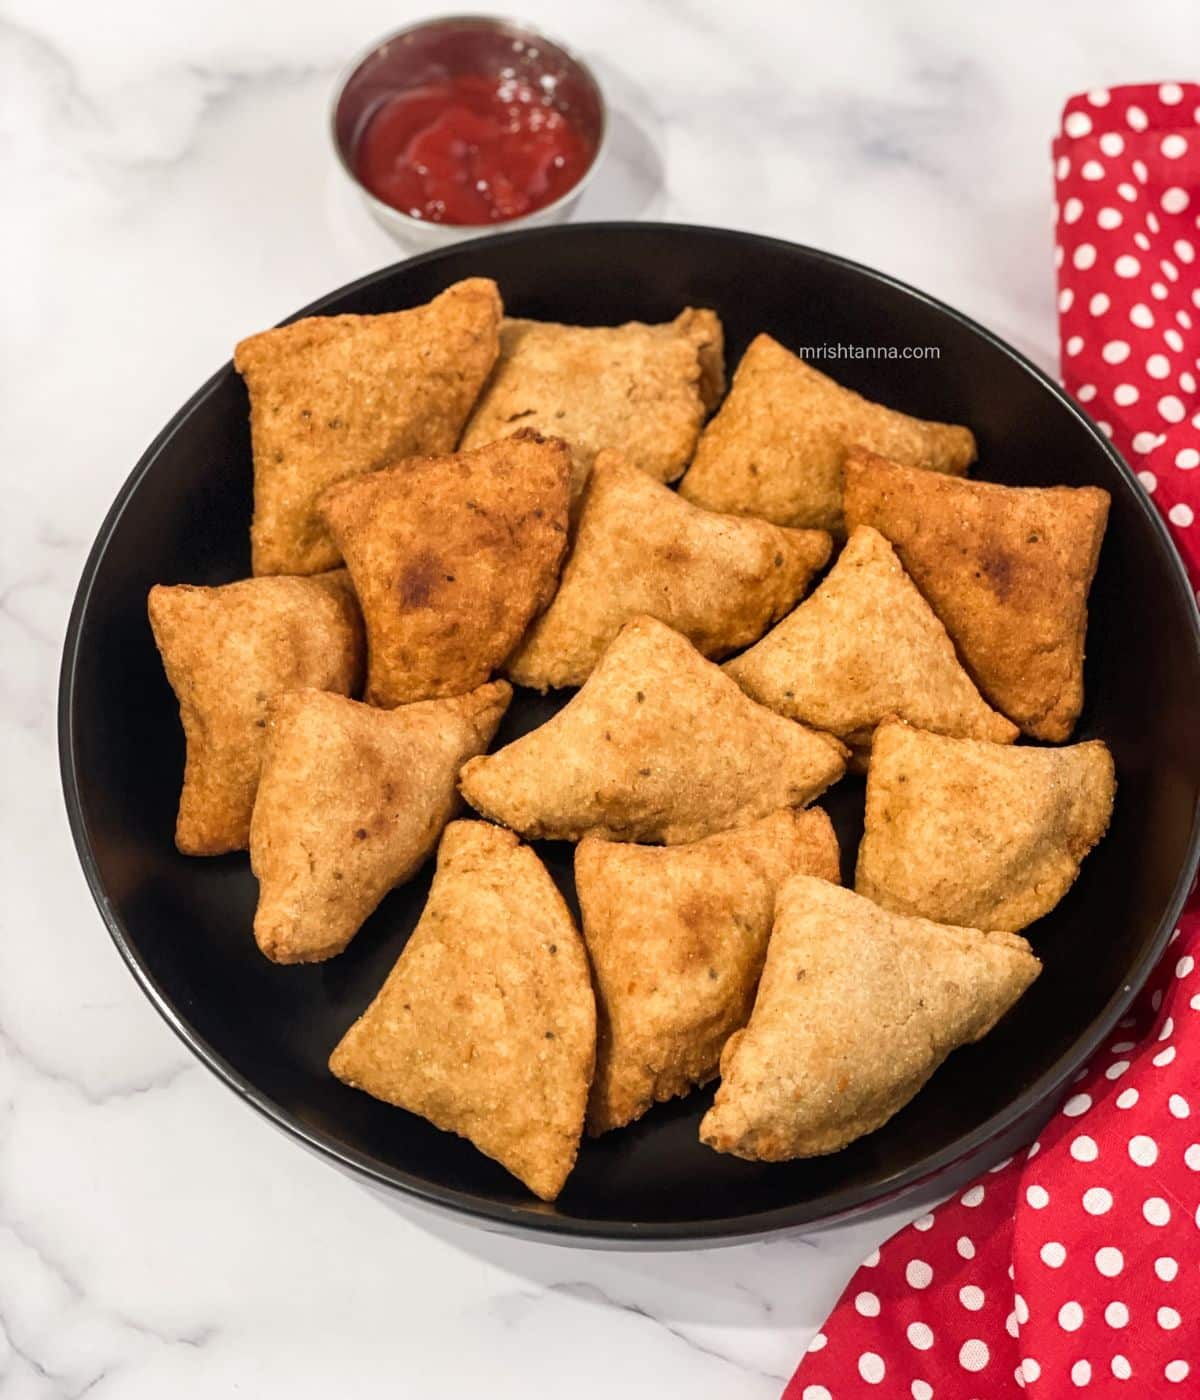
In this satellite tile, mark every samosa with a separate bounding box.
[508,450,832,690]
[460,615,848,845]
[459,309,724,497]
[250,682,511,963]
[148,571,364,856]
[725,525,1017,752]
[577,809,841,1134]
[319,431,570,706]
[843,449,1110,741]
[329,821,595,1201]
[236,277,502,575]
[678,334,975,531]
[856,720,1115,932]
[700,877,1040,1160]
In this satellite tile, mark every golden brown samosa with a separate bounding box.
[329,821,595,1201]
[250,682,511,963]
[236,278,502,576]
[856,720,1115,932]
[577,809,840,1135]
[678,334,975,531]
[508,450,832,690]
[843,450,1110,741]
[700,877,1040,1160]
[459,309,724,497]
[725,525,1017,752]
[318,431,570,707]
[148,571,364,856]
[669,307,726,411]
[460,615,848,845]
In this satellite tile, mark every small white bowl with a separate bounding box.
[330,14,608,251]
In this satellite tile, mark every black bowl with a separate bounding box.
[60,224,1200,1246]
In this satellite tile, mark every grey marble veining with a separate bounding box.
[2,1,1187,1394]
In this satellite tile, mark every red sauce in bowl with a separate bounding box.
[353,74,593,225]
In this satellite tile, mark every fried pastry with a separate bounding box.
[318,430,570,706]
[250,682,511,963]
[856,720,1115,932]
[508,450,832,690]
[459,309,724,497]
[576,808,840,1134]
[678,334,976,531]
[700,877,1040,1160]
[329,821,594,1201]
[843,449,1110,740]
[460,615,847,844]
[148,571,364,856]
[725,525,1017,753]
[669,307,726,411]
[236,277,502,576]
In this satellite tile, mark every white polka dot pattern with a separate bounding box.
[786,82,1199,1400]
[1053,81,1200,580]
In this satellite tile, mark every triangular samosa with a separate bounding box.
[577,808,841,1134]
[318,431,570,706]
[508,450,832,690]
[329,821,595,1201]
[856,720,1115,932]
[678,334,976,532]
[250,682,511,963]
[148,571,364,856]
[700,876,1040,1160]
[725,525,1018,752]
[460,615,848,844]
[236,278,502,576]
[843,449,1110,741]
[459,309,724,497]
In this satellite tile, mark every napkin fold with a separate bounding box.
[786,83,1199,1399]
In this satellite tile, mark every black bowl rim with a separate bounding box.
[58,222,1200,1245]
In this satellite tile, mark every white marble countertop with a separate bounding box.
[4,1,1191,1394]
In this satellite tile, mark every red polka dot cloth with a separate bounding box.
[785,83,1200,1399]
[1055,81,1200,579]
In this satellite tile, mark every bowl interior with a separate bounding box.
[61,225,1200,1242]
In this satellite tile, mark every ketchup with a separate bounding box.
[353,73,593,225]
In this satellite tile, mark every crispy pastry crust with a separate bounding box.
[329,821,595,1201]
[577,809,840,1134]
[725,524,1017,752]
[460,309,724,497]
[679,334,975,531]
[509,450,831,689]
[461,615,848,844]
[700,877,1040,1160]
[856,720,1115,931]
[148,571,364,855]
[250,682,511,962]
[236,278,502,575]
[843,449,1110,740]
[319,431,570,706]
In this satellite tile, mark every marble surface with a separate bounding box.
[3,0,1192,1394]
